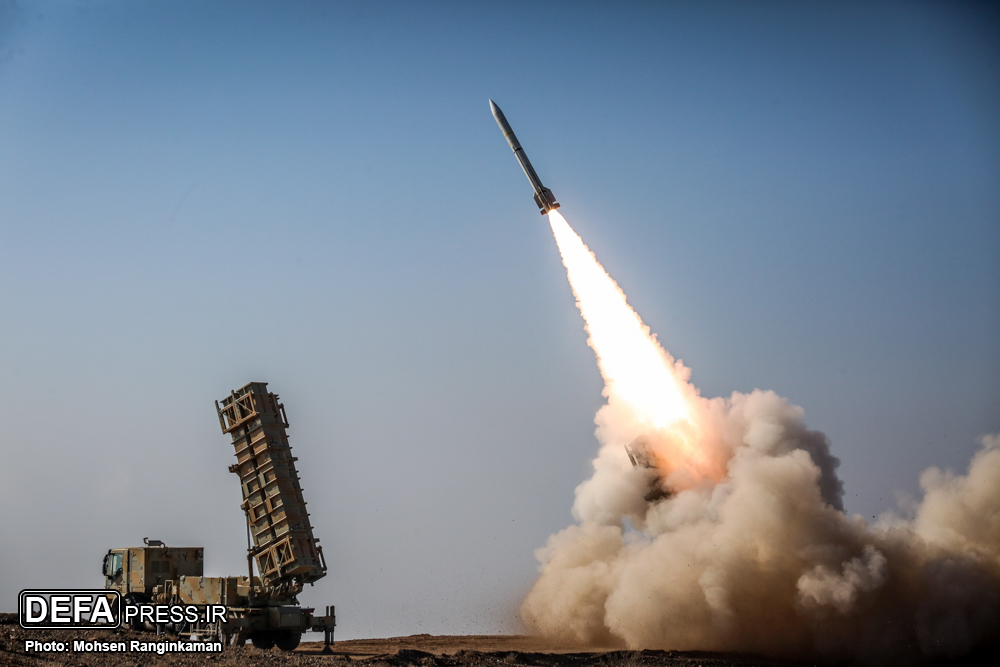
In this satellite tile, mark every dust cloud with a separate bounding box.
[522,212,1000,664]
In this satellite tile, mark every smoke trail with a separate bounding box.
[523,211,1000,663]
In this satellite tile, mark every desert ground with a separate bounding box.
[0,613,809,667]
[3,613,996,667]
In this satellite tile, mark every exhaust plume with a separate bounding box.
[523,211,1000,663]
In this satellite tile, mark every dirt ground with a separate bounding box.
[3,613,995,667]
[0,613,808,667]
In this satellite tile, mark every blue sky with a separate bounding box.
[1,0,997,638]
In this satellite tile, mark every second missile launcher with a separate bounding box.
[625,436,670,503]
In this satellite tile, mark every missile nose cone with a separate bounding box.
[489,99,500,116]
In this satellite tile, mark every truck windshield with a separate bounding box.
[105,553,122,577]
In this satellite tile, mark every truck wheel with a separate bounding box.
[250,633,275,650]
[226,631,247,647]
[122,594,146,631]
[275,631,301,651]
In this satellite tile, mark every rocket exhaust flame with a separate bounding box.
[547,211,689,430]
[547,210,725,491]
[526,210,1000,664]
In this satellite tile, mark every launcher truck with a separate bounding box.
[101,382,335,650]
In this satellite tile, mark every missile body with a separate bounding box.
[490,99,560,215]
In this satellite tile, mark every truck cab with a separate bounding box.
[102,539,204,602]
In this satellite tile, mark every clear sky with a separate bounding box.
[1,0,997,639]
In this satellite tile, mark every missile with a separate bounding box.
[490,99,560,215]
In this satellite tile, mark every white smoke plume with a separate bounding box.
[522,212,1000,664]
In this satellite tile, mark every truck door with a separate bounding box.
[103,551,123,589]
